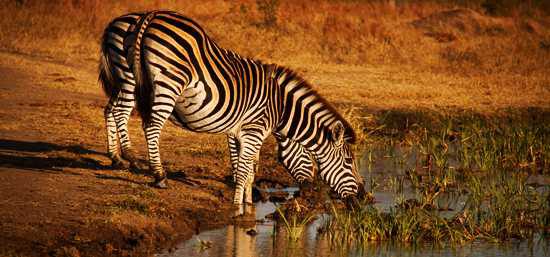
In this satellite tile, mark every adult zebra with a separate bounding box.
[99,12,318,203]
[128,10,365,208]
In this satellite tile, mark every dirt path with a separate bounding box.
[0,52,291,257]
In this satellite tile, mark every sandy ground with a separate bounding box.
[0,50,548,256]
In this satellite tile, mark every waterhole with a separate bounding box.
[160,145,549,257]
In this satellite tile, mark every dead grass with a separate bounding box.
[0,0,548,113]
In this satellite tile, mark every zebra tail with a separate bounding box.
[132,11,159,124]
[98,26,118,98]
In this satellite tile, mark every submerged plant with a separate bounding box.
[275,200,315,241]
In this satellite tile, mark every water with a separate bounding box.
[159,147,549,257]
[159,198,548,257]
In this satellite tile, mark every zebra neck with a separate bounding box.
[274,69,337,153]
[223,50,265,81]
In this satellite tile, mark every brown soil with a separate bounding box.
[0,52,292,257]
[0,16,548,252]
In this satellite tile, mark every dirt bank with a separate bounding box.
[0,52,292,257]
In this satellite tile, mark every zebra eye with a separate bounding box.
[344,157,353,166]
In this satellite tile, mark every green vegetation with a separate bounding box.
[357,109,550,174]
[321,110,550,248]
[275,199,316,241]
[324,172,548,246]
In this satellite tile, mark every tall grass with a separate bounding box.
[322,110,550,248]
[0,0,548,77]
[275,205,315,241]
[324,162,549,248]
[358,110,550,173]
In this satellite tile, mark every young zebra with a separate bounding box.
[128,10,366,208]
[99,13,317,203]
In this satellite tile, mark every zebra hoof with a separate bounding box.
[152,178,169,189]
[121,151,138,163]
[232,204,244,217]
[110,158,127,170]
[128,162,142,174]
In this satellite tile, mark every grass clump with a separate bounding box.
[110,195,150,215]
[275,199,316,241]
[462,172,548,240]
[323,171,549,247]
[363,109,550,174]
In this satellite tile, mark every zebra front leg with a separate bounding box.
[244,152,260,205]
[227,134,240,183]
[241,161,257,216]
[230,134,258,215]
[104,101,125,169]
[233,128,268,216]
[234,157,254,216]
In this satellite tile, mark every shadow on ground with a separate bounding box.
[0,139,217,188]
[0,139,110,172]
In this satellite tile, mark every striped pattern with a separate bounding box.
[122,10,363,208]
[99,12,143,169]
[99,13,317,192]
[277,137,315,183]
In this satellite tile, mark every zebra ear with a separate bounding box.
[331,121,345,147]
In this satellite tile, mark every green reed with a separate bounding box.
[323,172,549,247]
[321,110,550,248]
[275,200,316,241]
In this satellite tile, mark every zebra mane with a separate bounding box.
[272,66,357,144]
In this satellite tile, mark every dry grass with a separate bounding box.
[0,0,549,113]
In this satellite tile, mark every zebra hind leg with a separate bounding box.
[104,102,126,169]
[142,74,183,189]
[143,120,169,189]
[112,92,140,172]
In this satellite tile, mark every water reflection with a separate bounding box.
[225,225,256,257]
[160,146,549,257]
[161,202,548,257]
[160,200,334,257]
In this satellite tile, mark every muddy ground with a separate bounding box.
[0,52,293,257]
